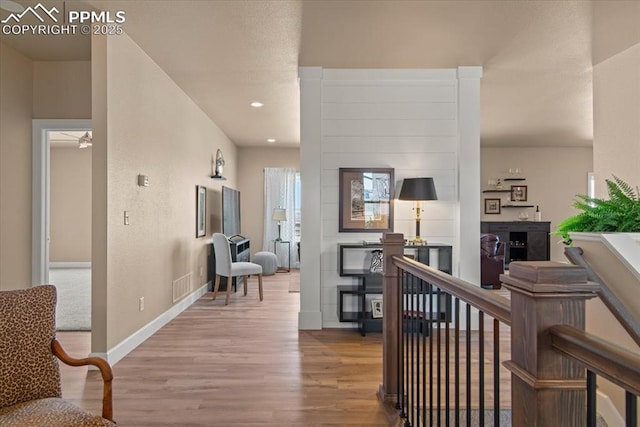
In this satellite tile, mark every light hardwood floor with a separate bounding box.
[58,272,401,426]
[58,272,511,426]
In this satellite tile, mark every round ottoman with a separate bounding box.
[254,251,278,276]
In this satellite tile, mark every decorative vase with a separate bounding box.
[369,249,383,274]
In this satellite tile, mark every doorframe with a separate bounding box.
[32,119,91,285]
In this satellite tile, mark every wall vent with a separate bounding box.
[172,272,192,303]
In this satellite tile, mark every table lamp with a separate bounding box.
[272,208,287,242]
[398,178,437,244]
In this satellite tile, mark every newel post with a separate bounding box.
[378,232,405,403]
[501,261,599,426]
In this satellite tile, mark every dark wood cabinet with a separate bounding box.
[480,221,550,267]
[337,243,452,335]
[208,236,250,291]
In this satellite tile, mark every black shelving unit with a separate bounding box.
[337,243,453,335]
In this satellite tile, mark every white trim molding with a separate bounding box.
[32,119,92,285]
[89,284,209,367]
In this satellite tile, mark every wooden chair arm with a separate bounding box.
[51,339,114,422]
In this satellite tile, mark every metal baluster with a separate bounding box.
[626,392,637,427]
[421,279,427,426]
[437,288,442,426]
[409,275,415,427]
[479,311,485,426]
[466,304,471,427]
[429,282,434,427]
[455,298,460,427]
[445,291,450,426]
[493,318,500,426]
[586,370,596,427]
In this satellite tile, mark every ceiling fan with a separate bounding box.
[59,132,93,149]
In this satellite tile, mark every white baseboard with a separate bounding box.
[50,262,91,269]
[597,390,624,427]
[88,282,209,367]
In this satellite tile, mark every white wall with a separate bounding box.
[299,67,481,329]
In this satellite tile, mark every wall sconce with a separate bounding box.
[398,177,437,244]
[211,148,227,180]
[272,208,287,242]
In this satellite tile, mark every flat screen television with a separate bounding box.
[222,186,241,238]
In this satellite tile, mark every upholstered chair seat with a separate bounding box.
[0,398,115,426]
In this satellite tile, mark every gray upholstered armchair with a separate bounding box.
[0,285,115,426]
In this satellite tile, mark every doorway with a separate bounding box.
[32,119,92,331]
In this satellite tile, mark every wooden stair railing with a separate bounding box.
[550,324,640,426]
[379,232,623,427]
[565,246,640,348]
[549,325,640,396]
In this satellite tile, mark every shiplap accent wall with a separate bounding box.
[299,67,482,329]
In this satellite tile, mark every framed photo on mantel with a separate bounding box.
[339,168,394,233]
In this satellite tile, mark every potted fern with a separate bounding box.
[555,175,640,244]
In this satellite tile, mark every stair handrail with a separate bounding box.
[565,246,640,348]
[550,324,640,395]
[392,255,511,325]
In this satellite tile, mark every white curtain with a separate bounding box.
[263,168,298,269]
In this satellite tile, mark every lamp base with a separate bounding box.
[407,236,427,246]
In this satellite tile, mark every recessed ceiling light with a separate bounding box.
[250,101,264,108]
[267,138,276,143]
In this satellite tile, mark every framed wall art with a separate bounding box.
[196,185,207,237]
[339,168,394,232]
[510,185,528,202]
[371,298,383,318]
[484,198,501,214]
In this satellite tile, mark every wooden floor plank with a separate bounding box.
[57,271,510,426]
[58,271,402,426]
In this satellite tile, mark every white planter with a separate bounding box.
[569,232,640,425]
[569,232,640,280]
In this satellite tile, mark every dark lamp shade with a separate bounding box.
[398,178,437,201]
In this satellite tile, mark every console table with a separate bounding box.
[207,236,250,291]
[337,242,453,336]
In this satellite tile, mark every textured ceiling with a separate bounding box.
[1,0,603,148]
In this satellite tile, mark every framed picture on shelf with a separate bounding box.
[371,298,383,318]
[510,185,528,202]
[484,198,501,214]
[338,168,394,232]
[196,185,207,237]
